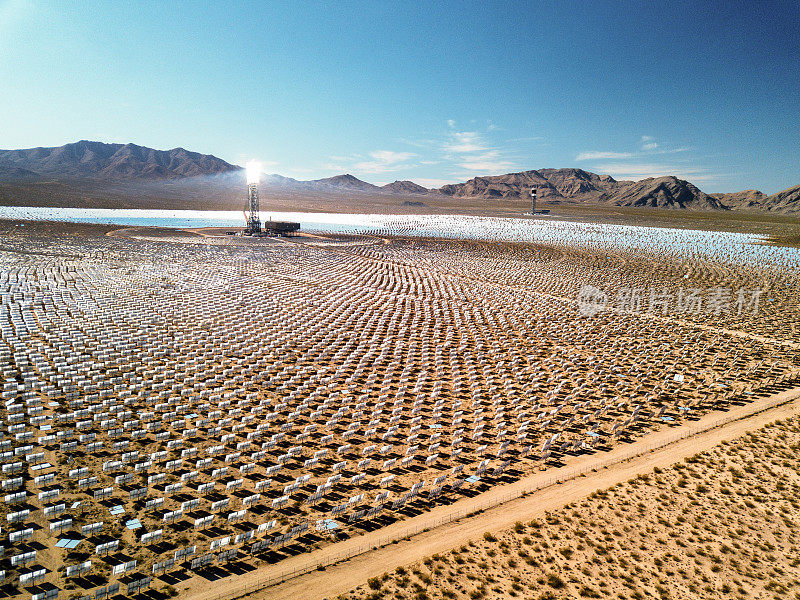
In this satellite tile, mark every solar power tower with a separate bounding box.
[246,181,261,233]
[245,161,262,234]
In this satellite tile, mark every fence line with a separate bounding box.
[205,382,800,599]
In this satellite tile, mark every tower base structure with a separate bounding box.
[240,221,300,237]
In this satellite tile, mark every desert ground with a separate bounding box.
[0,213,798,600]
[339,410,800,600]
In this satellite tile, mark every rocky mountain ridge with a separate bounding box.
[0,141,796,213]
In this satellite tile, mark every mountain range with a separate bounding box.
[0,141,238,180]
[0,140,797,214]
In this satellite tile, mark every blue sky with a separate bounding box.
[1,0,798,193]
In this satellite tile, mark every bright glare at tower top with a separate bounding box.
[246,160,261,185]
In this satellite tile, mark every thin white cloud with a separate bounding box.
[322,162,348,173]
[323,150,418,175]
[654,146,691,154]
[373,150,416,163]
[441,121,517,174]
[591,162,719,182]
[576,151,634,161]
[317,120,519,183]
[579,138,690,162]
[640,136,659,151]
[506,136,545,143]
[453,149,515,173]
[353,150,417,173]
[444,131,487,154]
[593,163,676,177]
[577,138,699,181]
[457,160,515,172]
[397,137,437,149]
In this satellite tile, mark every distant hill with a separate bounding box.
[0,140,239,180]
[438,168,799,213]
[439,168,630,201]
[709,186,799,214]
[710,189,767,210]
[259,173,384,193]
[382,180,429,194]
[758,185,800,214]
[262,173,302,187]
[607,176,726,210]
[310,174,381,192]
[537,168,622,198]
[440,169,557,198]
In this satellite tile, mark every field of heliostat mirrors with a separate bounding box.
[1,218,799,600]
